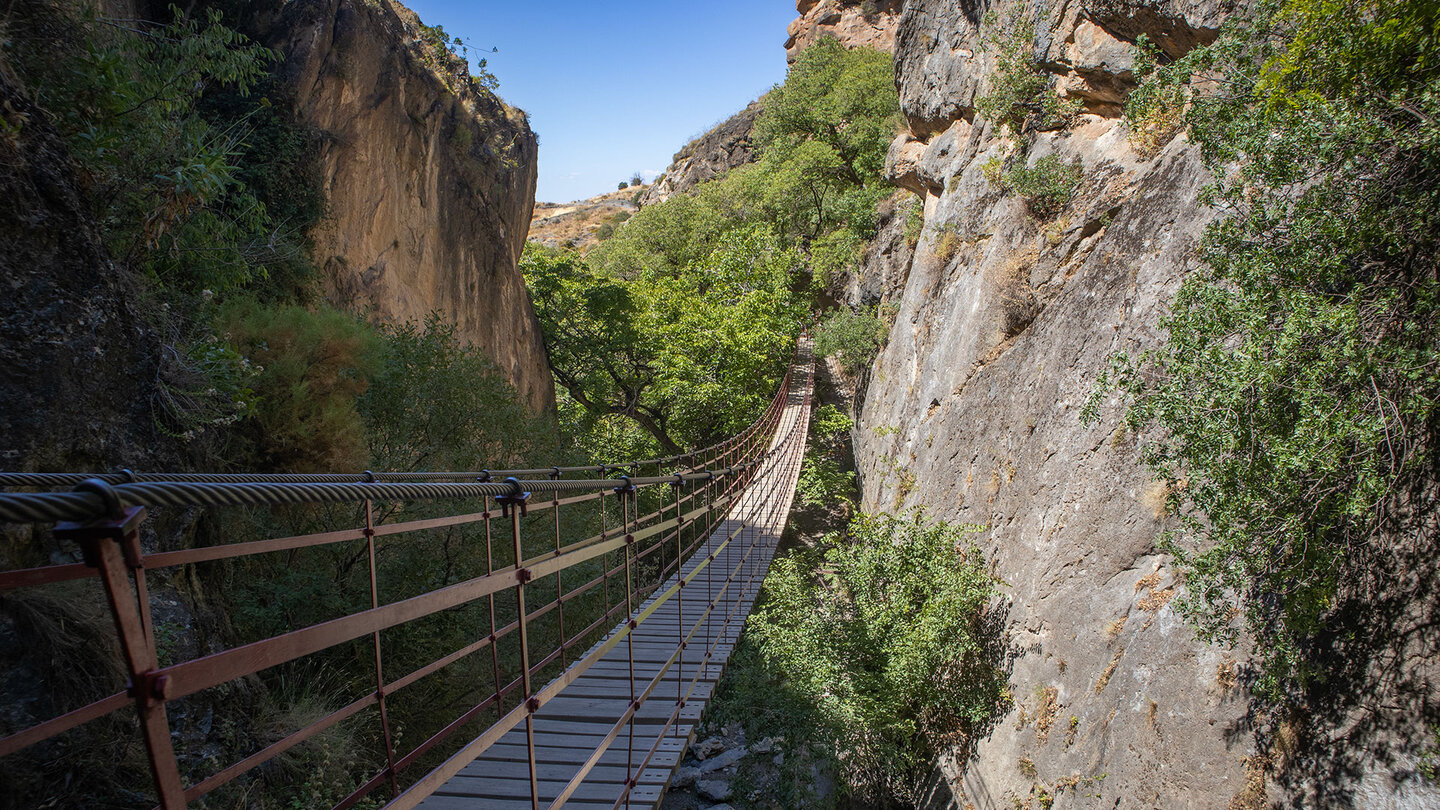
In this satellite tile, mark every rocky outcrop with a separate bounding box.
[270,0,554,412]
[784,0,904,62]
[0,57,172,482]
[529,185,646,252]
[850,0,1266,807]
[641,100,765,206]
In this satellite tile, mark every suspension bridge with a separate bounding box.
[0,341,814,809]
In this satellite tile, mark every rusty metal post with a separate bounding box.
[363,500,400,798]
[500,481,539,810]
[56,502,187,809]
[482,492,503,722]
[550,468,565,667]
[617,477,637,810]
[673,473,685,737]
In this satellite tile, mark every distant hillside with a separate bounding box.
[527,185,648,252]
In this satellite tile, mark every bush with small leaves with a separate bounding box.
[814,307,889,374]
[745,513,1008,804]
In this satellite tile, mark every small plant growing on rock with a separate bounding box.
[1124,35,1188,157]
[997,155,1084,219]
[976,9,1081,134]
[902,196,925,246]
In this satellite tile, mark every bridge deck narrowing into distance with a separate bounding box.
[407,346,814,810]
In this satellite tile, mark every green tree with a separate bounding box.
[746,513,1007,804]
[523,228,803,452]
[1094,0,1440,701]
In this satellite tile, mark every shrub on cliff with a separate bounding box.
[975,8,1081,134]
[814,307,889,374]
[1094,0,1440,703]
[732,513,1007,805]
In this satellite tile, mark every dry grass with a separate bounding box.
[1134,571,1161,593]
[1034,685,1059,741]
[527,185,646,252]
[1105,616,1128,641]
[991,246,1038,341]
[1141,480,1173,519]
[935,229,962,264]
[1094,649,1123,694]
[1228,753,1270,810]
[1216,657,1238,691]
[1138,587,1176,613]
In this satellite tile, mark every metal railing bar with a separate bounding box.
[184,690,378,801]
[0,690,129,759]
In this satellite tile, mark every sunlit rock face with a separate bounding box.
[784,0,904,62]
[850,0,1272,806]
[640,100,765,206]
[273,0,554,412]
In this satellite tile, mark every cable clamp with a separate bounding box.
[496,477,531,517]
[613,474,636,499]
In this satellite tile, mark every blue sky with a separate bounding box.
[402,1,798,203]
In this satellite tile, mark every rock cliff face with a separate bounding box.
[785,0,904,62]
[640,101,765,206]
[849,0,1272,806]
[270,0,554,412]
[0,56,171,480]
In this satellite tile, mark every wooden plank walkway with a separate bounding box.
[417,347,813,810]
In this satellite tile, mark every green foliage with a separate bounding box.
[998,154,1083,218]
[809,228,863,288]
[219,301,381,472]
[796,456,857,508]
[975,9,1081,134]
[814,307,889,374]
[618,180,629,190]
[754,36,900,188]
[416,21,499,92]
[811,403,854,445]
[1093,0,1440,702]
[155,332,260,444]
[744,513,1007,804]
[15,4,330,296]
[1421,725,1440,783]
[524,230,803,451]
[589,38,898,294]
[360,315,549,472]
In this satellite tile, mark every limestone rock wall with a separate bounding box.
[641,100,765,206]
[850,0,1265,806]
[0,55,172,480]
[785,0,904,62]
[271,0,554,412]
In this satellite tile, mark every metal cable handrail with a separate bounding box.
[0,467,765,525]
[0,340,814,810]
[0,366,794,494]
